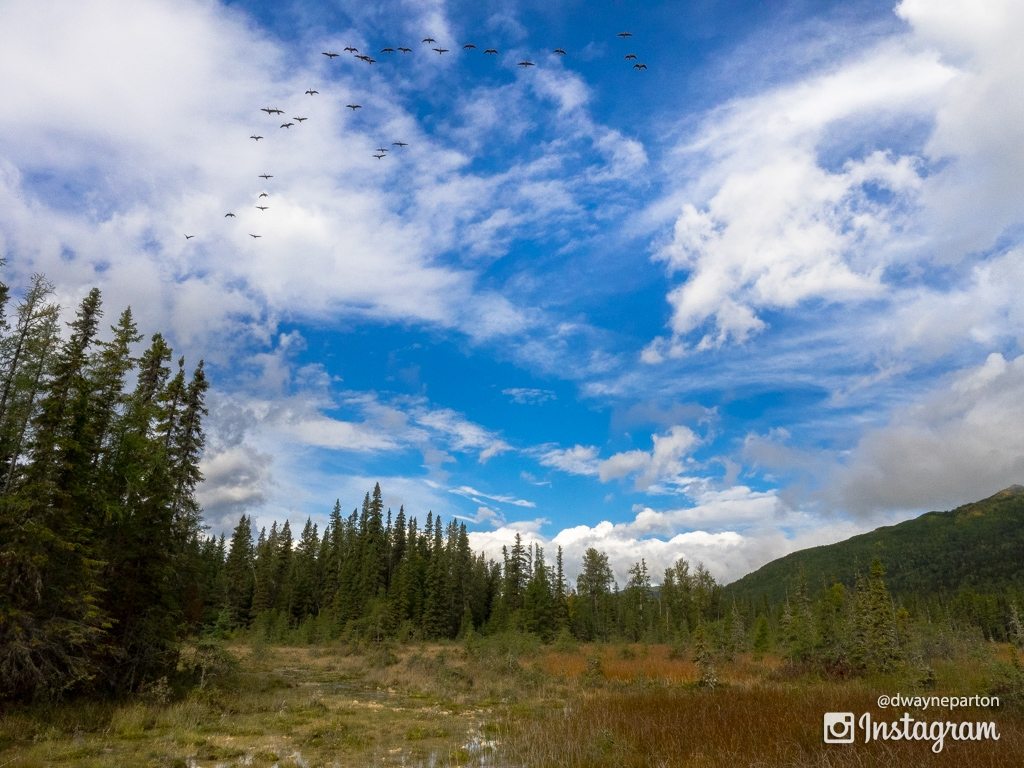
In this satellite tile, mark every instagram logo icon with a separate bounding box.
[823,712,856,744]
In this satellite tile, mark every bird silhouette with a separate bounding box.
[433,47,449,54]
[463,43,476,49]
[484,48,498,54]
[518,60,535,67]
[633,62,647,70]
[422,37,436,43]
[322,51,339,58]
[398,47,412,53]
[250,135,263,141]
[373,153,386,159]
[305,89,319,95]
[280,122,294,128]
[256,205,269,211]
[259,173,273,179]
[225,212,236,217]
[375,146,389,153]
[381,47,395,53]
[293,116,308,122]
[392,141,408,147]
[625,53,637,60]
[184,234,195,239]
[259,192,269,198]
[250,233,261,238]
[617,31,632,38]
[553,48,566,55]
[346,104,362,110]
[261,107,284,115]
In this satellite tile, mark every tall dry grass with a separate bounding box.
[501,681,1022,768]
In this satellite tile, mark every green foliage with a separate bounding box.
[726,486,1024,640]
[0,279,209,702]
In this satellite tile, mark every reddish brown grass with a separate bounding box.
[502,683,1023,767]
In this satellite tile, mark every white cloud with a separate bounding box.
[468,485,884,585]
[829,352,1024,515]
[536,444,601,476]
[649,23,960,352]
[650,1,1024,360]
[535,426,702,491]
[449,485,536,509]
[414,407,511,462]
[598,425,701,490]
[502,386,556,405]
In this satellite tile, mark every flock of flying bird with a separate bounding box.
[183,30,648,242]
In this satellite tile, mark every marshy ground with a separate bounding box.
[1,636,1021,767]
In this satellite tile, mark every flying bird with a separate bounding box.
[261,107,284,114]
[256,205,268,211]
[346,104,362,110]
[373,154,386,160]
[633,62,647,70]
[305,88,319,95]
[224,212,236,217]
[553,48,566,55]
[463,43,476,49]
[517,60,535,67]
[322,51,339,58]
[293,116,308,122]
[433,47,449,54]
[422,37,436,43]
[184,234,195,239]
[344,46,358,53]
[484,48,498,54]
[258,192,269,198]
[381,47,395,53]
[249,233,261,238]
[375,146,389,153]
[250,135,263,141]
[398,47,412,53]
[392,141,408,147]
[259,173,273,179]
[624,53,637,60]
[617,31,633,38]
[280,122,294,128]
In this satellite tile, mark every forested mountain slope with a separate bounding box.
[725,486,1024,608]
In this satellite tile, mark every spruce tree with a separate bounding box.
[224,515,255,628]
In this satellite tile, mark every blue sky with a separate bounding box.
[3,0,1023,584]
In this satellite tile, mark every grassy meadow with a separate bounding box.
[1,637,1021,767]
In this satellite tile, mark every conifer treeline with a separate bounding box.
[0,274,208,701]
[208,484,726,645]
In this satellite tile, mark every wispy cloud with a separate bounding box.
[502,386,556,404]
[449,485,536,509]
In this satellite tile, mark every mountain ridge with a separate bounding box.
[724,485,1024,607]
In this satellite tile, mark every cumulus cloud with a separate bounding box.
[535,444,601,476]
[534,426,703,491]
[598,425,701,490]
[198,445,273,526]
[468,485,883,585]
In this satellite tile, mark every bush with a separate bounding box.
[177,639,239,691]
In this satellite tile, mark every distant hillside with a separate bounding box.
[725,486,1024,607]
